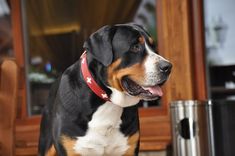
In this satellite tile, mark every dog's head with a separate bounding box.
[84,23,172,107]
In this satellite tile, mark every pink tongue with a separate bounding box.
[144,86,163,96]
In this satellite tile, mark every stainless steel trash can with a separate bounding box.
[170,100,213,156]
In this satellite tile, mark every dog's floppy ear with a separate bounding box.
[83,25,115,66]
[127,23,145,29]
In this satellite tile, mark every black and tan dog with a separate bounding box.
[39,23,172,156]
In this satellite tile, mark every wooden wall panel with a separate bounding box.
[15,119,40,156]
[158,0,194,103]
[191,0,207,100]
[11,0,28,118]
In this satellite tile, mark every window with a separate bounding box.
[204,0,235,100]
[22,0,158,115]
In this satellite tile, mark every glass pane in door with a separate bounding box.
[204,0,235,99]
[22,0,159,115]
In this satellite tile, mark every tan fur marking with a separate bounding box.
[107,58,146,91]
[107,58,123,91]
[61,135,81,156]
[138,36,145,44]
[149,37,154,44]
[45,144,57,156]
[124,132,140,156]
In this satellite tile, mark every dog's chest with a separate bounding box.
[73,102,129,156]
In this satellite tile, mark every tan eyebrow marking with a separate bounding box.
[149,37,154,44]
[138,36,145,44]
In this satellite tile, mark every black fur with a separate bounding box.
[83,25,116,66]
[39,23,159,156]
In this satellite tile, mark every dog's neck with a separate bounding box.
[82,51,141,107]
[81,52,110,101]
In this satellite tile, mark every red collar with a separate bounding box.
[80,51,110,101]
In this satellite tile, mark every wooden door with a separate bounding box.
[10,0,207,155]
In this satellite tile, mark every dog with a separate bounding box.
[38,23,172,156]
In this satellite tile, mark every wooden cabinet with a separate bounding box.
[10,0,207,155]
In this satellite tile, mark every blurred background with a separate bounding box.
[0,0,235,155]
[20,0,158,115]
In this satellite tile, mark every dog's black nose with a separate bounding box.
[159,61,172,74]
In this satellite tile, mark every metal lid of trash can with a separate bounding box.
[170,100,211,108]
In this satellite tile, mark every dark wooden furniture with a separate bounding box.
[0,59,19,156]
[10,0,207,155]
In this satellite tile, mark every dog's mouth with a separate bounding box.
[121,76,166,100]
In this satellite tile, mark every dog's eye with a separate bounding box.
[130,44,142,53]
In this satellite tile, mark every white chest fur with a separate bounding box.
[73,102,129,156]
